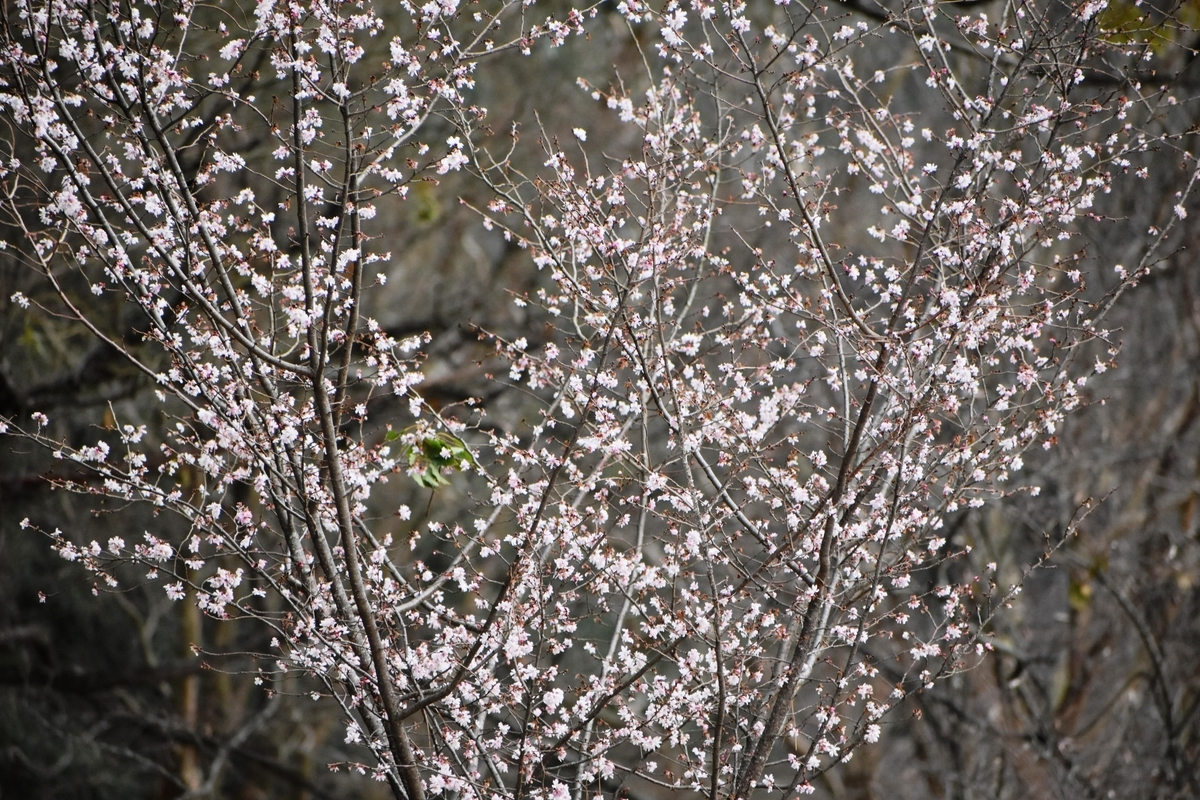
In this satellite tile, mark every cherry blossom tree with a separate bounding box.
[1,0,1195,797]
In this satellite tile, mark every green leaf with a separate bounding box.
[401,428,475,489]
